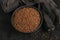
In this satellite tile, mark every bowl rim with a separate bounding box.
[11,5,43,33]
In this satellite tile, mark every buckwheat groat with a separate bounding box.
[12,7,41,33]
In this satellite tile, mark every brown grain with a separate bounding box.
[12,7,41,33]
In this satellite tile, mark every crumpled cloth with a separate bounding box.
[0,0,19,13]
[0,0,60,40]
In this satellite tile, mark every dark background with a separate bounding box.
[0,0,60,40]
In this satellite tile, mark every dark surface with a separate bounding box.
[0,0,19,13]
[0,0,60,40]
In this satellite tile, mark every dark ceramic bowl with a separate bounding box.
[11,6,43,33]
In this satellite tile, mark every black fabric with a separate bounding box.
[1,0,19,13]
[0,0,60,40]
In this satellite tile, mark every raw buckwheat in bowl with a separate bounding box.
[11,6,43,33]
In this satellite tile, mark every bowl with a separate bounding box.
[11,6,43,33]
